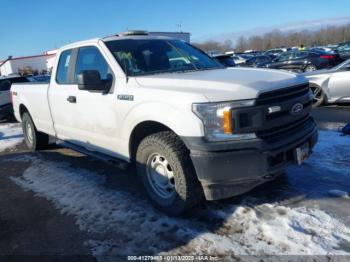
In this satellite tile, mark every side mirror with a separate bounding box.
[77,70,106,91]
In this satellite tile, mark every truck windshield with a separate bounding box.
[105,39,223,76]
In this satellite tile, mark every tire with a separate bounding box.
[136,131,204,215]
[22,112,49,151]
[304,65,317,72]
[310,85,325,107]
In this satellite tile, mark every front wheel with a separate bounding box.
[310,85,325,107]
[22,112,49,151]
[136,131,204,215]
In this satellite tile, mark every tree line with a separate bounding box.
[194,23,350,53]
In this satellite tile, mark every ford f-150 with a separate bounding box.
[11,31,318,215]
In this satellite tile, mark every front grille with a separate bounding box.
[265,100,312,120]
[256,83,310,105]
[257,116,313,143]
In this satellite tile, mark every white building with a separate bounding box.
[0,52,56,76]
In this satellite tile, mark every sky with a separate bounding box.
[1,0,350,59]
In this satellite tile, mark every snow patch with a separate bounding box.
[0,123,23,152]
[306,130,350,174]
[10,143,350,256]
[317,122,347,131]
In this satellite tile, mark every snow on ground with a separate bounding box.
[8,130,350,256]
[0,123,23,152]
[316,121,347,131]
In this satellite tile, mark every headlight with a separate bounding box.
[192,100,257,142]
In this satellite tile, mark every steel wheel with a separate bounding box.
[21,112,49,151]
[146,153,176,200]
[25,122,34,145]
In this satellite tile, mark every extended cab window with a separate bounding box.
[74,46,112,83]
[56,50,72,84]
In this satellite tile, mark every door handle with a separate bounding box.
[67,96,76,103]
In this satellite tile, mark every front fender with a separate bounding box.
[308,75,331,100]
[120,101,204,142]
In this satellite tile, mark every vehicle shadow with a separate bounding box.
[1,142,349,256]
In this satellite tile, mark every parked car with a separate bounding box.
[264,48,288,56]
[213,54,236,67]
[241,55,276,68]
[335,41,350,61]
[310,46,334,53]
[11,31,317,215]
[262,50,341,73]
[0,75,30,120]
[303,59,350,107]
[230,54,247,65]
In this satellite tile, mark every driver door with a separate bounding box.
[50,46,119,155]
[70,46,119,154]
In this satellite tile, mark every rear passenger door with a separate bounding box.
[49,49,78,140]
[271,52,293,70]
[290,51,309,71]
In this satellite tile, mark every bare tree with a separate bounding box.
[236,23,350,51]
[194,23,350,53]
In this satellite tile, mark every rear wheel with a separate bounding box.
[22,112,49,151]
[310,85,325,107]
[136,131,204,215]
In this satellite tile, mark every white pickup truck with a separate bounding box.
[11,31,318,215]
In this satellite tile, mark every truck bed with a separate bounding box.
[11,83,55,136]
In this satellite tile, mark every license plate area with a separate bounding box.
[294,142,310,165]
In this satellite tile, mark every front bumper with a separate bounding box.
[182,118,318,200]
[0,103,13,119]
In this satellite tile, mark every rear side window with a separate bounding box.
[56,49,72,84]
[74,46,111,83]
[339,43,350,51]
[277,53,292,62]
[293,52,308,59]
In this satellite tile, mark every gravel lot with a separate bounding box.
[0,106,349,260]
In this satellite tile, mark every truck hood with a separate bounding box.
[135,68,308,102]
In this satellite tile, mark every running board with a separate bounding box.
[60,141,129,170]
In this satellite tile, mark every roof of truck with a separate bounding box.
[102,34,173,42]
[59,33,175,51]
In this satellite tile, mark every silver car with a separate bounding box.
[304,59,350,107]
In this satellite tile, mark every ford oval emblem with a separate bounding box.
[290,103,304,116]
